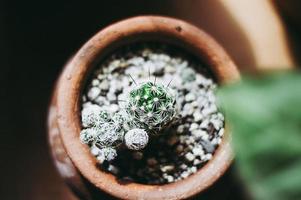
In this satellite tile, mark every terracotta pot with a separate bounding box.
[48,16,240,200]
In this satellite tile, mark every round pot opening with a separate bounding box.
[52,16,240,200]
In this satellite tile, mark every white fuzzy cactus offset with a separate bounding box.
[124,128,149,150]
[80,106,124,162]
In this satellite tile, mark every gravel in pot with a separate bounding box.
[80,43,225,184]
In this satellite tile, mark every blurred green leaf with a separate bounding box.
[218,72,301,200]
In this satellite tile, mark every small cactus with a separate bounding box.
[80,105,125,163]
[126,82,178,134]
[94,122,124,147]
[124,128,149,150]
[80,82,178,163]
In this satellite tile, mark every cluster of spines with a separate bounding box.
[126,82,178,134]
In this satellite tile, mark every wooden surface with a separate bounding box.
[0,0,299,199]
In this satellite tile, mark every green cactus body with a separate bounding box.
[126,82,178,134]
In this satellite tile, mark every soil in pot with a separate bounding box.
[80,42,225,185]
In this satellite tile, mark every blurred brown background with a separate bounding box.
[0,0,300,199]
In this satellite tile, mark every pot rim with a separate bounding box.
[56,16,240,200]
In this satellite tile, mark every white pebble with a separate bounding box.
[185,152,195,162]
[189,123,199,131]
[176,125,185,134]
[128,57,144,66]
[201,134,209,140]
[204,154,212,161]
[82,102,92,108]
[195,75,207,86]
[182,103,194,117]
[97,74,106,80]
[218,128,225,136]
[176,145,184,153]
[107,92,117,102]
[191,129,207,139]
[94,96,107,106]
[185,93,196,102]
[166,175,174,183]
[212,138,222,145]
[192,146,204,156]
[193,110,203,122]
[190,166,197,173]
[211,118,223,130]
[92,79,100,86]
[181,171,190,178]
[200,119,210,129]
[107,164,119,175]
[109,60,121,68]
[193,159,202,165]
[97,154,105,163]
[180,164,187,170]
[161,165,175,173]
[87,87,101,100]
[185,137,195,145]
[190,101,198,108]
[165,65,176,73]
[211,138,218,145]
[91,146,100,156]
[99,80,109,91]
[202,104,217,116]
[108,104,119,113]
